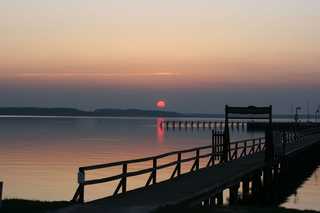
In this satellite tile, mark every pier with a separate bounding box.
[58,106,320,213]
[161,120,246,130]
[161,120,320,131]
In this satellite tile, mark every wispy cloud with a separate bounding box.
[17,72,179,78]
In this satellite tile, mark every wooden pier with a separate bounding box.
[161,120,320,131]
[161,120,246,129]
[56,106,320,213]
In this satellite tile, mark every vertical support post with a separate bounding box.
[177,153,181,176]
[0,182,3,209]
[280,158,289,179]
[258,138,262,151]
[223,105,230,163]
[229,184,239,205]
[203,198,209,207]
[216,191,223,206]
[252,171,262,197]
[282,131,287,156]
[242,177,250,201]
[273,163,279,180]
[212,130,215,166]
[265,105,274,163]
[235,142,238,159]
[209,196,215,207]
[252,139,256,154]
[196,149,200,170]
[153,158,157,184]
[221,130,224,160]
[78,169,85,203]
[244,141,247,156]
[263,166,273,203]
[122,163,127,193]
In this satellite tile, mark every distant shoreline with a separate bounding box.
[0,107,223,118]
[0,107,296,119]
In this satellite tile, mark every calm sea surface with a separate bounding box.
[0,116,319,210]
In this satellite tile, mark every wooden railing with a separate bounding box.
[72,136,265,203]
[275,127,320,158]
[229,138,265,160]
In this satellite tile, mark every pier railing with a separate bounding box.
[72,135,265,203]
[228,138,265,160]
[273,127,320,158]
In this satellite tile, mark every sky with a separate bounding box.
[0,0,319,113]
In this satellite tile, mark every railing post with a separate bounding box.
[265,127,274,163]
[78,169,85,203]
[258,138,262,151]
[235,143,238,159]
[282,131,287,156]
[223,114,230,162]
[244,141,247,156]
[0,181,3,209]
[252,139,256,154]
[153,158,157,184]
[122,163,127,193]
[196,149,200,170]
[211,130,215,166]
[177,153,182,176]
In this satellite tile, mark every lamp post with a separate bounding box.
[316,107,320,123]
[294,107,301,123]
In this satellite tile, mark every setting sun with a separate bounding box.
[156,100,166,109]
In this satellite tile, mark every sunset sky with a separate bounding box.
[1,0,319,113]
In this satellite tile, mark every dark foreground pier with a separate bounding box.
[55,106,320,213]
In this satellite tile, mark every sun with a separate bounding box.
[156,100,166,109]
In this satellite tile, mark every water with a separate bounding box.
[281,166,320,211]
[0,116,319,210]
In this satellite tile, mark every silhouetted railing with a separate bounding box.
[273,127,320,159]
[229,138,265,160]
[72,135,265,203]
